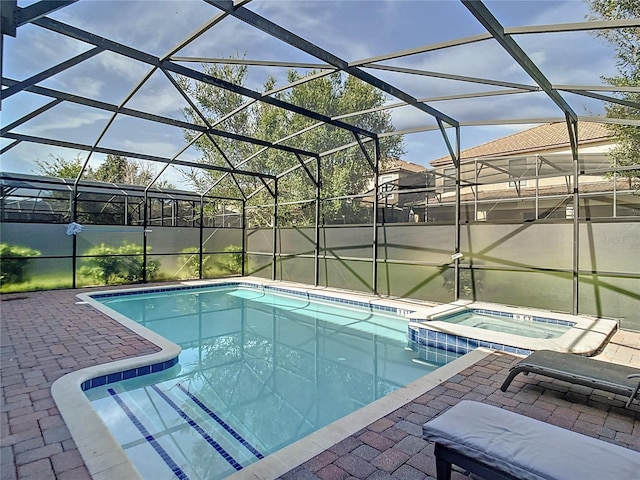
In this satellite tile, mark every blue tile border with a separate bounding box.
[82,281,419,393]
[408,326,532,356]
[81,356,178,391]
[465,308,575,328]
[86,283,578,391]
[89,281,413,317]
[409,343,461,365]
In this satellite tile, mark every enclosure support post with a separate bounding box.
[535,154,540,219]
[272,178,278,282]
[71,188,77,288]
[241,200,246,277]
[372,138,380,295]
[435,119,462,301]
[613,158,617,217]
[453,126,462,301]
[473,158,478,221]
[142,191,148,283]
[199,196,204,279]
[567,118,580,315]
[314,156,321,287]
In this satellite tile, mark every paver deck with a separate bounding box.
[1,287,639,480]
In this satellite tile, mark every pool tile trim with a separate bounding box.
[73,279,616,396]
[81,357,179,391]
[77,280,425,393]
[88,280,409,316]
[408,327,533,356]
[451,308,576,328]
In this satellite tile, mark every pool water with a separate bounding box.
[440,310,571,339]
[86,286,457,479]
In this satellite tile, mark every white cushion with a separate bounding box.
[422,400,640,480]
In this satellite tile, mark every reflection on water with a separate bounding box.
[87,286,458,479]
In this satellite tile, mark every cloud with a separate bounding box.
[25,111,111,135]
[97,51,153,85]
[55,0,212,56]
[0,142,87,175]
[127,85,189,117]
[2,27,88,80]
[255,1,335,38]
[64,76,105,98]
[371,0,615,133]
[391,106,438,132]
[529,0,590,24]
[120,138,186,159]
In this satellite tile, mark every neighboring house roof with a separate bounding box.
[382,158,427,174]
[430,122,613,167]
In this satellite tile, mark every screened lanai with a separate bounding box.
[1,0,639,329]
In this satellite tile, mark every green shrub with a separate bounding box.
[219,245,243,275]
[0,244,41,285]
[177,245,244,279]
[179,247,199,278]
[79,243,159,285]
[177,247,215,279]
[438,261,485,297]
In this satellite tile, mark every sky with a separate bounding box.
[0,0,619,187]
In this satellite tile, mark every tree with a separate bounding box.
[588,0,640,189]
[33,154,175,224]
[35,154,89,179]
[179,62,257,194]
[34,153,174,189]
[179,61,405,224]
[94,154,173,187]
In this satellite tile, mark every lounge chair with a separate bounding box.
[422,400,640,480]
[500,349,640,408]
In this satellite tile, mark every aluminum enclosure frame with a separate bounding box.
[2,0,639,313]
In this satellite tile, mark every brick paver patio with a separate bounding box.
[1,288,160,480]
[1,287,639,480]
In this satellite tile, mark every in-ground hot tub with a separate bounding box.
[433,308,572,339]
[407,300,618,357]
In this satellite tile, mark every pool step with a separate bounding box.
[104,381,264,479]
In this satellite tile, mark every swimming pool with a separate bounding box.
[82,284,458,479]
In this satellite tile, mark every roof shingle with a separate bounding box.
[431,122,613,166]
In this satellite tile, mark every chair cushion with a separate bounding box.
[422,400,640,480]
